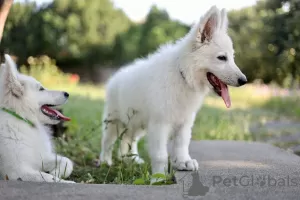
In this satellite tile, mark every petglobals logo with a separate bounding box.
[212,175,300,187]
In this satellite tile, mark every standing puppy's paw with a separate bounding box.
[99,153,113,166]
[150,177,166,185]
[59,180,76,184]
[121,155,145,165]
[172,159,199,171]
[133,156,145,164]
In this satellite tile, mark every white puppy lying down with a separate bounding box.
[0,54,74,183]
[99,5,247,179]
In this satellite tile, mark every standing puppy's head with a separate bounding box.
[0,54,71,125]
[183,6,247,108]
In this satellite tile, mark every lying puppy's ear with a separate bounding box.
[196,6,221,43]
[1,54,23,97]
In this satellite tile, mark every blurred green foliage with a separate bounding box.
[228,0,300,88]
[20,55,80,88]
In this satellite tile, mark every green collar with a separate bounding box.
[1,107,35,127]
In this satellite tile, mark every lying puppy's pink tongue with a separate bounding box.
[41,105,71,121]
[219,81,231,108]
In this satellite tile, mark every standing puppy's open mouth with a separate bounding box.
[206,72,231,108]
[41,105,71,121]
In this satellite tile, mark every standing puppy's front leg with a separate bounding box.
[171,115,198,171]
[147,122,172,179]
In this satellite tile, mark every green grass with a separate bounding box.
[51,83,298,185]
[260,96,300,119]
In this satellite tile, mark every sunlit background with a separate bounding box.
[18,0,258,24]
[2,0,300,184]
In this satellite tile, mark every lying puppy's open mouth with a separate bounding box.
[206,72,231,108]
[41,105,71,121]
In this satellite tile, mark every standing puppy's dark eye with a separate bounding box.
[39,87,45,91]
[217,55,227,61]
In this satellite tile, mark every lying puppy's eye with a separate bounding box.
[217,55,227,61]
[39,87,45,91]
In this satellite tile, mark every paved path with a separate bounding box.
[175,140,300,199]
[1,140,300,200]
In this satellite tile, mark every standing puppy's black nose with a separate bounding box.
[64,92,69,98]
[238,77,247,86]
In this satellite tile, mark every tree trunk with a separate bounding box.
[0,0,13,42]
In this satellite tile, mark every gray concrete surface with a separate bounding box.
[0,181,182,200]
[175,140,300,200]
[1,140,300,200]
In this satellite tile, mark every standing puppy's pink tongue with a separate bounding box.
[220,82,231,108]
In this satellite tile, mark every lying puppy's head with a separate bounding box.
[0,54,71,125]
[182,6,247,108]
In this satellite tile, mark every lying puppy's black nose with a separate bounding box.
[64,92,69,98]
[238,77,247,86]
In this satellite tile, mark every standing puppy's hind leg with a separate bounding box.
[118,129,146,164]
[99,110,121,166]
[130,129,146,164]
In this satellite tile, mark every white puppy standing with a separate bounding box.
[0,54,74,183]
[99,6,247,178]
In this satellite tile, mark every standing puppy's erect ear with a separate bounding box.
[220,8,229,32]
[196,6,222,43]
[0,54,23,97]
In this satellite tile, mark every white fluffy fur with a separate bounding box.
[99,6,247,178]
[0,54,74,183]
